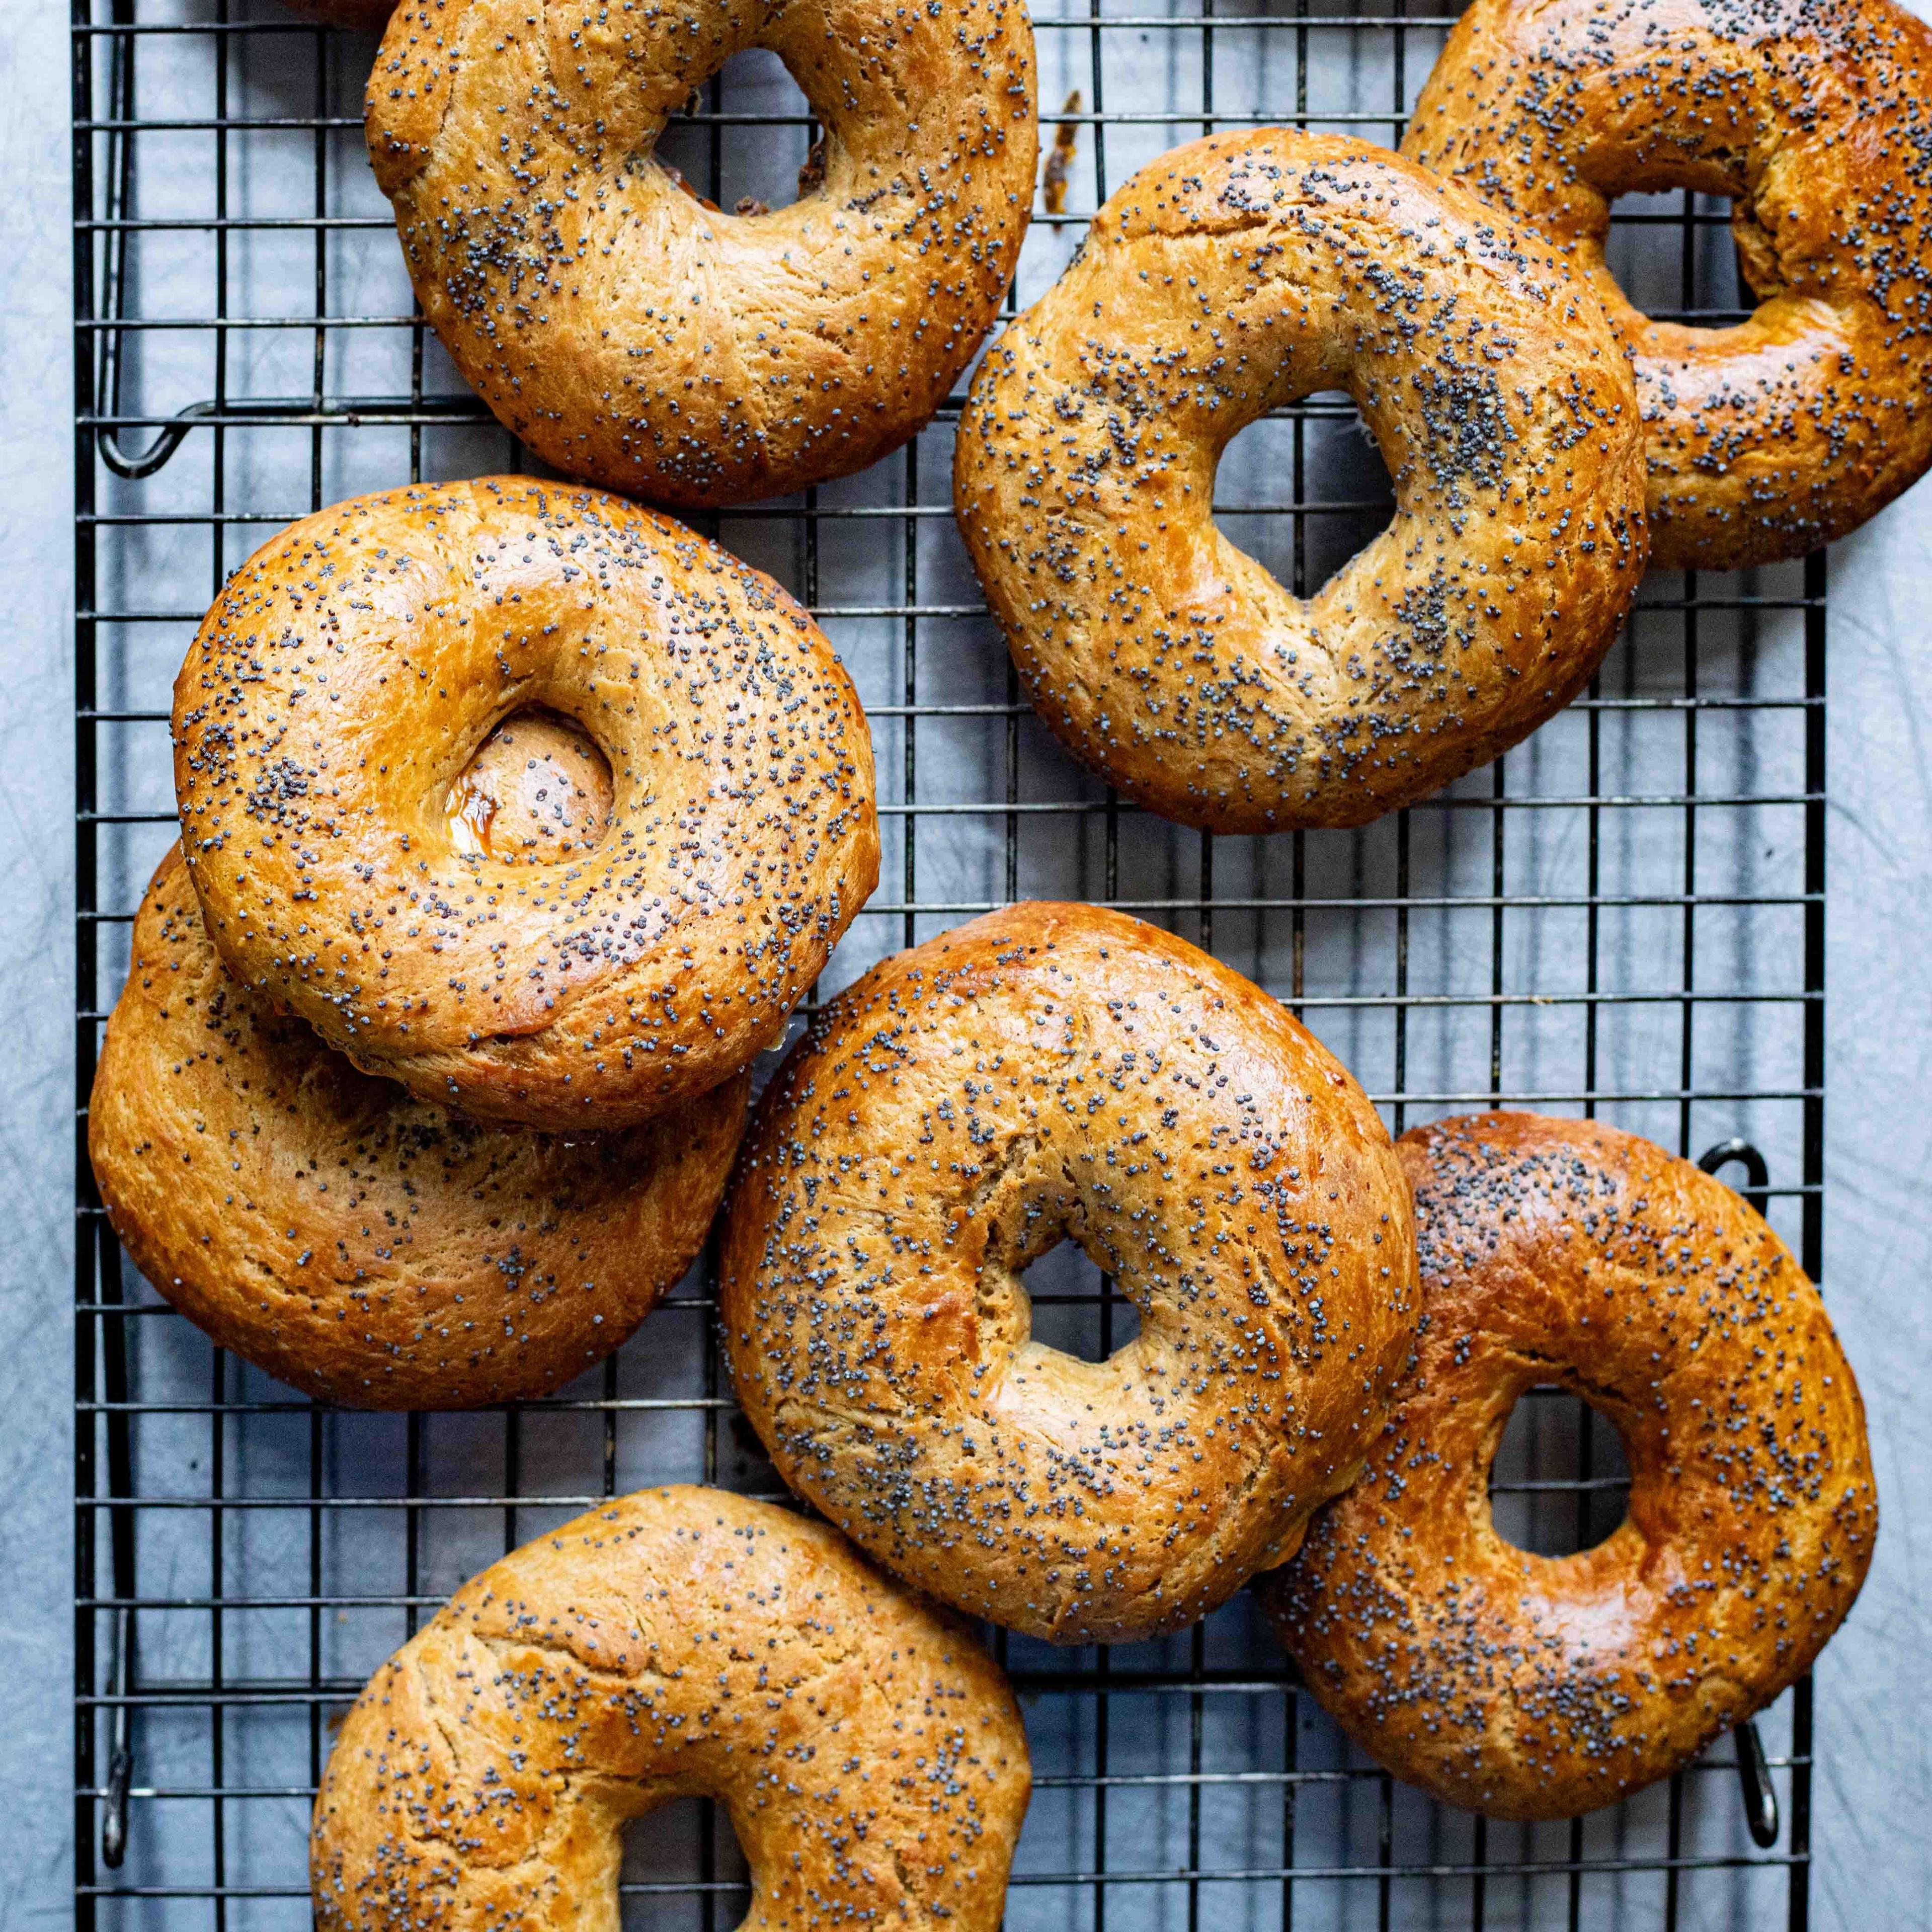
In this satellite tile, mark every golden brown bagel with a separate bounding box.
[720,902,1418,1644]
[1403,0,1932,570]
[953,130,1648,836]
[1257,1112,1876,1821]
[89,847,746,1409]
[365,0,1037,507]
[312,1486,1031,1932]
[173,478,878,1130]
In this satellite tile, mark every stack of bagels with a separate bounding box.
[90,0,1921,1921]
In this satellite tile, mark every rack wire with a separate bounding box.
[72,2,1826,1927]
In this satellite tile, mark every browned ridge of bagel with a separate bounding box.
[953,129,1648,836]
[1403,0,1932,570]
[312,1486,1032,1932]
[720,902,1419,1644]
[89,847,747,1409]
[1257,1112,1876,1821]
[365,0,1037,506]
[172,478,878,1130]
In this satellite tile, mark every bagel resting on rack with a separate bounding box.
[172,478,878,1131]
[1258,1112,1877,1820]
[954,128,1649,836]
[365,0,1037,506]
[721,900,1419,1644]
[1402,0,1932,570]
[312,1486,1032,1932]
[90,846,747,1409]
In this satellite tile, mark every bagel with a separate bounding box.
[1257,1112,1876,1821]
[172,478,878,1130]
[953,130,1648,836]
[89,847,746,1409]
[1403,0,1932,570]
[719,901,1418,1644]
[365,0,1037,507]
[312,1486,1031,1932]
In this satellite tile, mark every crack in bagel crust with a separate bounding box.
[310,1486,1031,1932]
[951,130,1648,837]
[364,0,1037,507]
[1402,0,1932,570]
[171,478,879,1129]
[88,845,746,1410]
[718,902,1420,1645]
[1255,1112,1877,1822]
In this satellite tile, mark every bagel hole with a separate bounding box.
[447,709,613,864]
[656,50,819,218]
[1489,1387,1631,1558]
[619,1796,750,1916]
[1020,1239,1141,1364]
[1602,191,1753,331]
[1214,399,1395,594]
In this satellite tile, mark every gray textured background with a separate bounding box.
[4,0,1928,1923]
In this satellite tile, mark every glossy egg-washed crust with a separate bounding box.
[1257,1112,1876,1821]
[1403,0,1932,571]
[365,0,1036,507]
[173,479,878,1131]
[312,1487,1031,1932]
[954,130,1647,836]
[720,902,1419,1644]
[89,847,747,1409]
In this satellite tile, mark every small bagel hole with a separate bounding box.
[1602,191,1752,332]
[620,1795,750,1915]
[656,50,819,218]
[447,709,613,864]
[1020,1239,1140,1363]
[1488,1388,1631,1558]
[1214,401,1396,595]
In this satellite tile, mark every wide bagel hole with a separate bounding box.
[446,709,614,864]
[621,1795,750,1915]
[1488,1385,1632,1559]
[1014,1238,1142,1365]
[1602,189,1754,335]
[654,49,822,219]
[1214,398,1396,596]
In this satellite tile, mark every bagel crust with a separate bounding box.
[953,130,1648,836]
[1257,1113,1877,1821]
[365,0,1037,506]
[173,479,878,1130]
[720,902,1418,1644]
[89,847,747,1409]
[1403,0,1932,570]
[311,1487,1031,1932]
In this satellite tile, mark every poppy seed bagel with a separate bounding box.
[1403,0,1932,570]
[1257,1112,1876,1821]
[172,478,878,1130]
[311,1486,1032,1932]
[719,901,1419,1644]
[89,846,747,1410]
[365,0,1037,506]
[953,129,1648,836]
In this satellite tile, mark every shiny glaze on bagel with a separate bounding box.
[1404,0,1932,569]
[173,478,877,1129]
[721,901,1418,1643]
[90,847,746,1408]
[1259,1112,1876,1820]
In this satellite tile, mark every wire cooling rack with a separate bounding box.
[72,2,1827,1927]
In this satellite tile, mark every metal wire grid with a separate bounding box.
[70,2,1826,1927]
